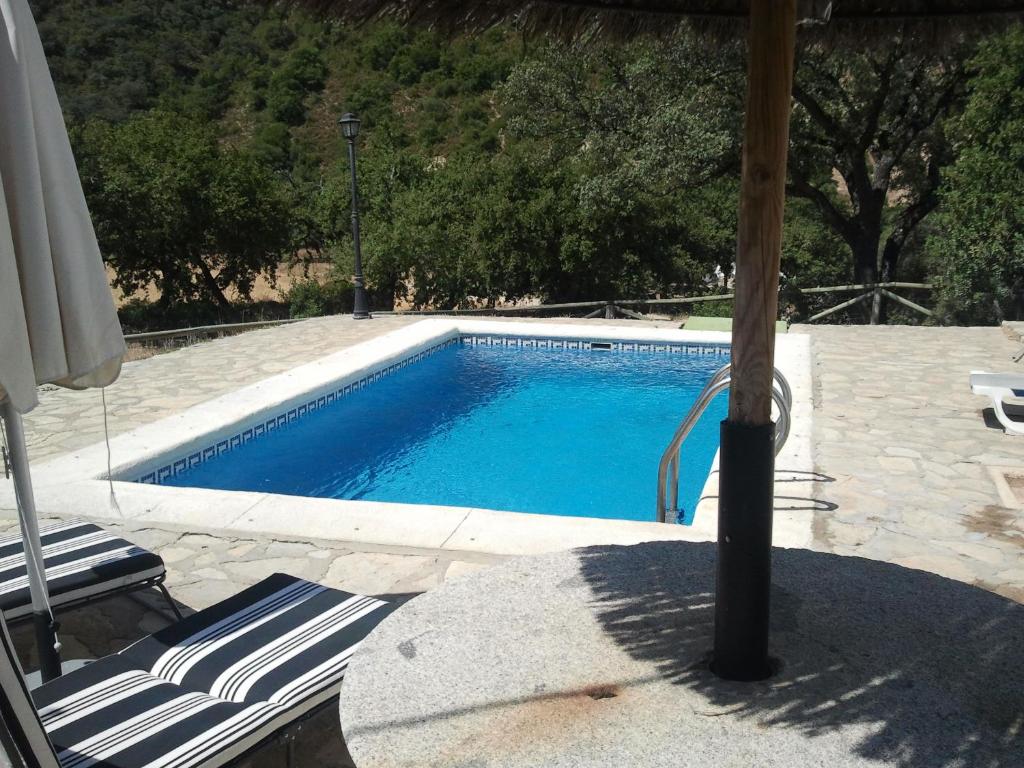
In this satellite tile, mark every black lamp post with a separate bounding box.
[339,112,370,320]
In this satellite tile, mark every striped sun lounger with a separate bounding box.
[0,572,393,768]
[0,519,175,621]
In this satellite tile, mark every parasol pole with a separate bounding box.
[0,400,61,683]
[713,0,797,681]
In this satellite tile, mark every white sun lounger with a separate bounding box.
[970,372,1024,436]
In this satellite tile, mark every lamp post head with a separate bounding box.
[338,112,360,140]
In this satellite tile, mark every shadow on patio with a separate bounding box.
[577,541,1024,767]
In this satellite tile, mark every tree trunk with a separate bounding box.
[852,234,882,324]
[194,257,234,315]
[157,260,181,310]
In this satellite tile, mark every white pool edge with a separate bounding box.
[3,320,815,556]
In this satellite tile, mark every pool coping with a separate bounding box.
[3,320,814,556]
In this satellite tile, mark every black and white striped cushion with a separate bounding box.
[32,574,393,768]
[0,520,166,619]
[0,611,61,768]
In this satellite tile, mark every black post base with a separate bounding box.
[352,285,371,320]
[712,419,775,682]
[33,611,61,683]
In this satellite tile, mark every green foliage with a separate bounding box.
[40,0,1010,325]
[927,28,1024,325]
[502,36,744,205]
[266,46,326,125]
[75,111,292,310]
[788,39,969,291]
[693,301,735,319]
[33,0,265,121]
[779,198,854,322]
[285,278,354,318]
[117,297,288,333]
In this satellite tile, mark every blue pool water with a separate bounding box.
[159,341,729,523]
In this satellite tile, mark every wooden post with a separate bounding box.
[714,0,796,682]
[728,0,796,426]
[870,284,883,325]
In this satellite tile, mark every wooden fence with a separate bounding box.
[374,281,934,323]
[122,282,934,345]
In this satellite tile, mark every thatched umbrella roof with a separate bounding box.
[294,0,1024,37]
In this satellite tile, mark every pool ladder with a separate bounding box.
[656,364,793,523]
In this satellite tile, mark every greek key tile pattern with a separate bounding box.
[459,335,731,356]
[135,334,729,485]
[135,337,459,485]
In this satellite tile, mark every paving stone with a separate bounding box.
[997,568,1024,583]
[940,540,1008,566]
[223,556,328,584]
[889,554,979,583]
[118,527,182,550]
[877,456,917,473]
[227,542,259,558]
[988,582,1024,603]
[325,553,434,595]
[171,578,248,613]
[192,567,230,581]
[884,446,922,459]
[263,540,317,559]
[799,324,1024,596]
[825,522,877,548]
[177,533,223,549]
[391,566,444,594]
[444,561,493,580]
[308,548,340,560]
[157,546,195,564]
[192,552,223,568]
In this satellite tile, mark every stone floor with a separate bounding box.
[799,324,1024,602]
[5,315,1024,764]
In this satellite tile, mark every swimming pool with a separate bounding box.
[142,335,729,524]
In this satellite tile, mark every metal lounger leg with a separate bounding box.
[156,581,184,621]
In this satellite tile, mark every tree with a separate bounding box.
[265,45,327,125]
[502,35,744,208]
[500,36,746,298]
[787,38,970,321]
[927,28,1024,325]
[76,111,293,310]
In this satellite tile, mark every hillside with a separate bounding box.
[31,0,1018,326]
[34,0,520,171]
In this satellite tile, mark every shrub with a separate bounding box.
[286,278,354,318]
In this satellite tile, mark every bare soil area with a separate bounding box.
[107,261,333,307]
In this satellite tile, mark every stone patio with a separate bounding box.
[799,324,1024,602]
[3,314,1024,764]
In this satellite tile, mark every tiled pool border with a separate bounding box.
[134,334,731,486]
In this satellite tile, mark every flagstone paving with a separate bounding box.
[5,315,1024,764]
[795,323,1024,603]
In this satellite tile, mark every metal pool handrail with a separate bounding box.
[656,365,792,523]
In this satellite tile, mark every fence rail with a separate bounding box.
[124,318,299,344]
[378,282,933,322]
[123,282,934,345]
